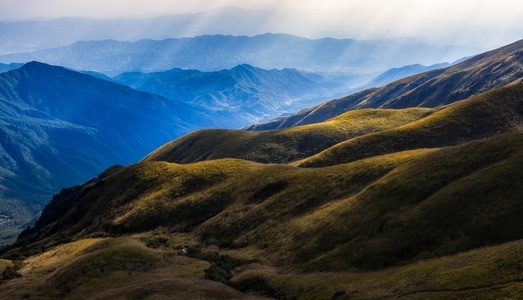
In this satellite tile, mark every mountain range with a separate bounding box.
[0,62,242,246]
[0,39,522,299]
[246,39,523,130]
[0,33,475,76]
[113,64,347,122]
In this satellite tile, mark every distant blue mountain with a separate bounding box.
[0,63,23,73]
[114,64,347,122]
[366,63,450,87]
[0,33,475,76]
[0,61,241,244]
[0,6,482,58]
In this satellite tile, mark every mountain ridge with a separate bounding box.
[0,33,476,76]
[245,38,523,130]
[113,63,346,123]
[0,61,241,246]
[143,81,523,166]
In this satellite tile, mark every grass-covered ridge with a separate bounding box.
[231,239,523,299]
[248,39,523,130]
[297,80,523,167]
[0,237,270,299]
[142,107,434,164]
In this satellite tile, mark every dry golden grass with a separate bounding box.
[296,82,523,167]
[0,236,270,299]
[0,258,13,273]
[142,107,435,164]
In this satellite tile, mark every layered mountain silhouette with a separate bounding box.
[1,40,522,299]
[114,64,346,122]
[0,62,241,246]
[0,33,474,76]
[246,39,523,130]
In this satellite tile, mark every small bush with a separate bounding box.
[2,262,22,280]
[197,252,245,283]
[231,276,286,299]
[145,236,169,248]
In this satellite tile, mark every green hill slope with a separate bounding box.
[4,127,522,298]
[143,108,434,164]
[2,83,523,298]
[296,80,523,167]
[144,81,523,167]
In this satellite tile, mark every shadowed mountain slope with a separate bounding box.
[12,129,523,269]
[0,61,239,246]
[0,63,23,73]
[246,39,523,130]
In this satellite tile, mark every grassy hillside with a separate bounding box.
[143,107,434,164]
[145,81,523,167]
[3,129,523,298]
[297,80,523,167]
[231,239,523,299]
[2,82,523,298]
[0,237,270,299]
[3,234,523,299]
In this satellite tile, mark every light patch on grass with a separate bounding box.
[19,238,105,277]
[142,108,435,165]
[0,258,13,273]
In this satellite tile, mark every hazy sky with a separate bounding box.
[1,0,522,47]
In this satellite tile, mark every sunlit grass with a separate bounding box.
[0,258,13,273]
[142,107,435,164]
[296,82,523,167]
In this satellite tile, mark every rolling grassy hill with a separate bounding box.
[143,81,523,166]
[143,107,435,164]
[2,79,522,299]
[296,80,523,167]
